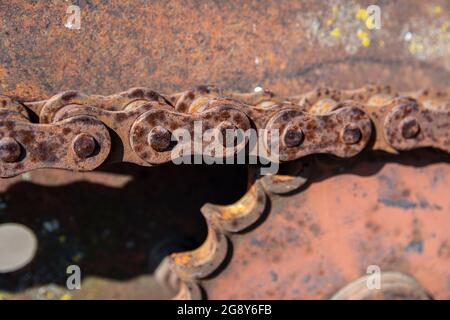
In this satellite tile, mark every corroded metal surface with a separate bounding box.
[193,152,450,299]
[1,85,449,299]
[0,0,450,300]
[1,86,448,177]
[0,1,449,101]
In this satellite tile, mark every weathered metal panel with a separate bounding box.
[203,152,450,299]
[0,0,449,101]
[0,0,449,300]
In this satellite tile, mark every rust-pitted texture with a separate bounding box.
[191,152,450,299]
[37,88,168,124]
[265,106,372,161]
[384,103,450,152]
[0,115,111,177]
[130,104,251,164]
[169,182,266,283]
[52,103,170,166]
[0,137,21,163]
[201,182,266,233]
[1,1,449,100]
[1,86,448,177]
[1,0,450,301]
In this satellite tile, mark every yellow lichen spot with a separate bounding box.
[433,6,443,14]
[378,40,385,47]
[330,27,341,39]
[408,41,424,55]
[409,41,417,54]
[58,235,66,243]
[326,18,334,26]
[356,8,368,21]
[357,29,371,47]
[362,38,370,47]
[365,16,376,30]
[332,5,338,14]
[60,293,72,300]
[440,21,449,32]
[0,294,5,300]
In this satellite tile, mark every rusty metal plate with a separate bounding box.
[0,0,449,300]
[0,1,449,101]
[201,151,450,299]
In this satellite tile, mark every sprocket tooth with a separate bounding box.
[201,181,266,233]
[168,181,268,299]
[169,223,228,281]
[260,159,311,195]
[261,174,308,194]
[173,282,203,300]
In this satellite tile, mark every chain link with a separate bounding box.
[0,85,449,178]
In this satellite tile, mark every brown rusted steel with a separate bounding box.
[129,103,251,164]
[1,0,450,301]
[0,86,448,178]
[2,1,450,101]
[154,88,448,301]
[264,106,372,161]
[172,151,450,299]
[168,181,266,282]
[384,103,450,152]
[0,113,111,177]
[259,159,312,195]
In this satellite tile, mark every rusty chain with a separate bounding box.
[0,85,449,178]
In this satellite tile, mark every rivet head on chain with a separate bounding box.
[341,124,362,144]
[0,137,21,163]
[72,133,96,158]
[148,126,172,152]
[400,116,420,139]
[282,124,303,148]
[218,121,238,147]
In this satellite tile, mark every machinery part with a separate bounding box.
[1,0,448,301]
[0,115,111,177]
[0,86,448,177]
[384,103,450,152]
[264,106,372,161]
[129,105,251,164]
[0,86,449,300]
[168,182,266,281]
[173,152,450,299]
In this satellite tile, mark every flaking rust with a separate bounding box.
[0,85,449,177]
[0,0,449,301]
[194,154,450,299]
[1,85,449,300]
